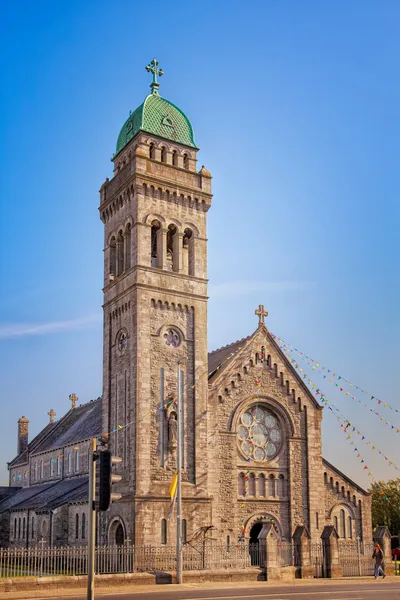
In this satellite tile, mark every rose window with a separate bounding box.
[237,406,282,461]
[164,329,180,348]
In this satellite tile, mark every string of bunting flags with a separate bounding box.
[272,333,397,414]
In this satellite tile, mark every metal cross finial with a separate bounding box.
[255,304,268,327]
[146,58,164,95]
[69,393,78,410]
[48,408,56,424]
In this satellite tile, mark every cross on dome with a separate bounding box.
[255,304,268,327]
[146,58,164,95]
[48,408,56,424]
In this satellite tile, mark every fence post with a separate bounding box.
[258,523,279,581]
[293,526,312,579]
[373,526,393,576]
[321,525,342,578]
[357,537,362,576]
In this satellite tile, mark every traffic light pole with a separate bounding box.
[176,357,185,584]
[87,437,97,600]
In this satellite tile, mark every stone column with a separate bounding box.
[373,526,393,576]
[321,525,342,578]
[259,523,279,581]
[293,525,313,579]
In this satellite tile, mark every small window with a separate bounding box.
[75,450,79,472]
[161,147,167,163]
[348,516,352,539]
[149,142,155,159]
[340,509,346,538]
[14,518,17,540]
[40,461,44,479]
[50,459,54,477]
[172,150,177,166]
[18,517,21,540]
[75,513,79,539]
[182,519,187,544]
[226,535,231,552]
[57,456,61,476]
[22,517,26,540]
[161,519,167,544]
[82,513,86,539]
[183,153,189,169]
[68,451,72,473]
[31,517,35,540]
[334,515,338,533]
[316,512,319,530]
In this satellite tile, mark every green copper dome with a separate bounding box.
[115,94,197,156]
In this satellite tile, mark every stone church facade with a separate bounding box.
[0,61,372,548]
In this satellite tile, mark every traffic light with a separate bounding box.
[99,450,122,511]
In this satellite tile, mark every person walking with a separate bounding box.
[372,543,386,579]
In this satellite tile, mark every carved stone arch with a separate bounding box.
[166,217,182,230]
[182,222,200,237]
[229,395,295,438]
[115,327,128,351]
[123,217,133,230]
[108,517,127,545]
[157,323,186,346]
[245,513,283,539]
[328,501,356,519]
[143,213,166,225]
[107,230,118,246]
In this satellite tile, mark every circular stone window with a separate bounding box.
[238,405,282,462]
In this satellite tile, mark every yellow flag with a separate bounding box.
[169,472,178,500]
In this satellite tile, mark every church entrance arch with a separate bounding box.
[108,518,126,546]
[249,522,263,566]
[115,523,124,546]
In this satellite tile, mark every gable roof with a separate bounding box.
[208,336,251,378]
[322,458,369,496]
[0,477,89,514]
[9,398,102,467]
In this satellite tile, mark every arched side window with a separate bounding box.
[34,462,37,480]
[278,474,285,497]
[258,474,266,497]
[14,518,17,540]
[149,142,155,159]
[40,461,43,479]
[50,459,54,477]
[161,519,167,544]
[172,150,178,166]
[124,223,131,270]
[324,472,328,485]
[18,518,21,540]
[22,517,26,540]
[57,456,61,476]
[75,513,79,540]
[340,509,346,538]
[182,519,187,544]
[182,228,194,276]
[166,224,178,271]
[183,153,189,170]
[334,515,338,533]
[117,231,124,276]
[109,236,116,278]
[226,535,230,552]
[75,450,79,472]
[161,146,167,163]
[151,220,161,268]
[348,516,352,539]
[248,473,256,496]
[68,451,72,473]
[31,516,35,540]
[268,474,276,497]
[238,473,245,496]
[82,513,86,539]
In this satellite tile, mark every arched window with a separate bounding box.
[334,515,338,533]
[18,517,21,540]
[124,224,131,270]
[226,535,230,552]
[22,517,26,540]
[68,451,72,473]
[183,153,189,170]
[268,474,276,497]
[238,473,245,495]
[161,146,167,163]
[117,231,124,276]
[50,458,54,477]
[182,519,187,544]
[151,220,161,268]
[341,486,345,498]
[335,481,339,494]
[182,228,194,276]
[31,516,35,540]
[248,473,256,496]
[278,474,285,497]
[347,491,351,501]
[75,450,79,472]
[348,516,352,539]
[109,236,116,278]
[324,472,328,485]
[330,477,334,489]
[340,509,346,538]
[14,518,17,540]
[75,513,79,539]
[34,462,37,480]
[42,519,47,536]
[167,224,178,271]
[40,461,43,479]
[255,353,259,364]
[353,495,356,506]
[57,456,61,476]
[161,519,167,544]
[149,142,155,159]
[258,474,266,497]
[82,513,86,539]
[316,512,319,530]
[172,150,178,166]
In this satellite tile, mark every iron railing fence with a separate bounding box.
[278,542,293,567]
[0,543,263,578]
[310,541,324,578]
[338,541,375,577]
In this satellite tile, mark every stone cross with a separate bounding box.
[255,304,268,327]
[48,408,56,424]
[69,394,78,410]
[146,58,164,95]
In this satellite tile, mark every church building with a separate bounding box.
[0,60,372,549]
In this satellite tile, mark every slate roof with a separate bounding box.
[0,477,88,513]
[208,336,251,377]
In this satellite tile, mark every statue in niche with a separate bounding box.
[168,412,178,450]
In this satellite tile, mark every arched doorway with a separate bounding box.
[249,522,263,566]
[115,523,125,546]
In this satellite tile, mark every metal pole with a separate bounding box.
[87,437,97,600]
[176,358,185,584]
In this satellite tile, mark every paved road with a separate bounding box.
[28,580,400,600]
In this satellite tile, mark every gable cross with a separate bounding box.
[69,393,78,410]
[48,408,56,424]
[255,304,268,327]
[146,58,164,95]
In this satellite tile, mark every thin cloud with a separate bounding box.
[0,314,102,340]
[209,280,315,298]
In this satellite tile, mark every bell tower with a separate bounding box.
[99,60,212,544]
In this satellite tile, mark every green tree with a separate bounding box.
[370,478,400,535]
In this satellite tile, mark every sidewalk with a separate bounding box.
[2,575,397,600]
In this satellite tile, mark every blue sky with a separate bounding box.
[0,1,399,488]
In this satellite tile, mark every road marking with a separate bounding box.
[161,591,383,600]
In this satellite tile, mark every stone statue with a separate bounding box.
[168,414,178,449]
